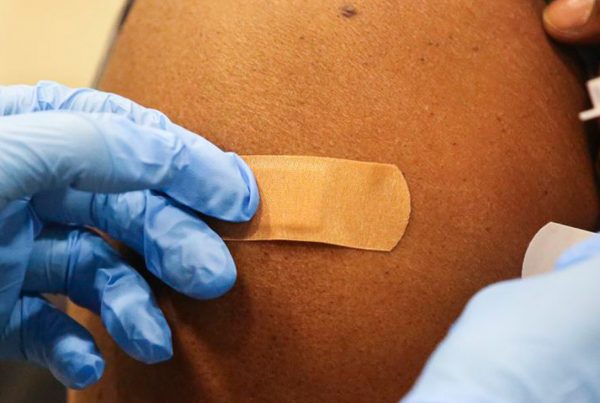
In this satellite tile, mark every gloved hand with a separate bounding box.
[0,81,259,389]
[402,234,600,403]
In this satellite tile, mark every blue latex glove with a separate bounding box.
[402,233,600,403]
[0,81,259,389]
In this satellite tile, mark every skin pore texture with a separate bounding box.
[69,0,599,402]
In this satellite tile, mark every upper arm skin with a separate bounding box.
[69,1,599,402]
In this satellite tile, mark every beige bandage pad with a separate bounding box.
[214,155,411,251]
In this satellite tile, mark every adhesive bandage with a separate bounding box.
[212,155,411,252]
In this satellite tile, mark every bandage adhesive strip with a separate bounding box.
[212,155,411,252]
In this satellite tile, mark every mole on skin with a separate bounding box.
[341,4,357,18]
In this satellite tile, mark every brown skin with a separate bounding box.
[69,0,599,402]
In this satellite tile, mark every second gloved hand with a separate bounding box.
[402,234,600,403]
[0,81,259,389]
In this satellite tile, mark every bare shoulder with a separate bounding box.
[71,1,599,402]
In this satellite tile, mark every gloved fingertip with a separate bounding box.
[207,252,237,299]
[54,351,105,389]
[139,313,174,364]
[231,153,260,222]
[137,339,173,364]
[97,267,174,363]
[18,295,104,389]
[184,244,237,300]
[144,196,238,299]
[113,313,173,364]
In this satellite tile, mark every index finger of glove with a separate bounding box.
[0,82,258,222]
[0,112,257,221]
